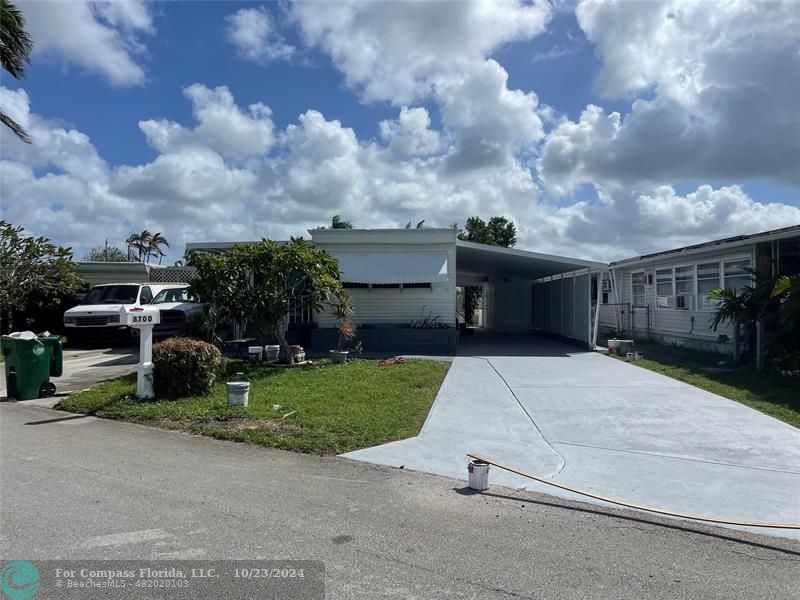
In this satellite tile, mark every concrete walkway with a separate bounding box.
[343,334,800,539]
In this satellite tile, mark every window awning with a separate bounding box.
[335,252,449,284]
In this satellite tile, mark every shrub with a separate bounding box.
[153,337,224,399]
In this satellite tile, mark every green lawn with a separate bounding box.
[56,358,450,454]
[613,342,800,427]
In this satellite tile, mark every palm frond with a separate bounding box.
[0,108,30,143]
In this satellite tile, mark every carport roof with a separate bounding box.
[456,240,607,280]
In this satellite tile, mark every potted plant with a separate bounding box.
[330,289,356,363]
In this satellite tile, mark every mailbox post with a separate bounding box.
[120,306,161,398]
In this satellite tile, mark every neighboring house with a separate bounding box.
[186,225,799,355]
[597,225,800,353]
[74,262,196,295]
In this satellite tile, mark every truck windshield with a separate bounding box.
[152,288,196,304]
[81,285,139,305]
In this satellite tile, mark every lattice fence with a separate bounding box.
[149,266,197,283]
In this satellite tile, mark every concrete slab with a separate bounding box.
[343,356,563,490]
[343,334,800,539]
[1,346,137,400]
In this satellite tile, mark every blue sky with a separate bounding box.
[1,0,798,262]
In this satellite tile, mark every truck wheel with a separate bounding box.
[38,381,56,398]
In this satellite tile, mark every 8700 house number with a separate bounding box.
[131,315,154,323]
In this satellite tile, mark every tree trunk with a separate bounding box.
[274,314,291,364]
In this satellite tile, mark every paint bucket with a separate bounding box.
[468,459,490,491]
[248,346,262,362]
[226,372,250,407]
[264,345,280,362]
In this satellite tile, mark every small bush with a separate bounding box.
[153,337,224,399]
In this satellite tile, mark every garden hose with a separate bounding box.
[467,452,800,530]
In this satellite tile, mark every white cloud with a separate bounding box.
[0,87,108,183]
[226,7,294,64]
[19,0,154,86]
[379,107,442,160]
[138,84,274,160]
[540,0,800,193]
[292,0,551,104]
[4,82,799,265]
[550,183,800,259]
[435,59,544,174]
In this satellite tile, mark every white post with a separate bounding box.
[137,324,155,398]
[121,306,161,399]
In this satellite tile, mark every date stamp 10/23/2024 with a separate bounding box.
[0,560,325,600]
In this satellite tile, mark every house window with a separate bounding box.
[601,278,611,304]
[631,271,646,306]
[724,259,751,293]
[697,262,721,310]
[674,266,696,310]
[655,268,673,308]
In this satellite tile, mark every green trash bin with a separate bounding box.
[1,334,63,400]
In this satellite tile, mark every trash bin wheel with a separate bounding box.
[38,381,56,398]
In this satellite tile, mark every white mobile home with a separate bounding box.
[597,225,800,353]
[186,224,799,355]
[187,228,607,354]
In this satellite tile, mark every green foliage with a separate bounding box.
[189,238,344,362]
[153,337,224,399]
[457,216,517,248]
[82,245,131,262]
[329,215,353,229]
[707,267,800,370]
[0,0,33,143]
[179,309,222,346]
[0,221,81,333]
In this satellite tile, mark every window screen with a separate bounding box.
[724,259,751,293]
[631,272,646,306]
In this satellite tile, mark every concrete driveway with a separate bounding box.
[344,334,800,538]
[1,346,137,402]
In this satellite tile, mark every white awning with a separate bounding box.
[335,252,449,284]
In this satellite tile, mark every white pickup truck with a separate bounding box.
[63,283,181,341]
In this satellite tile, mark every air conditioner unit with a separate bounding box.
[656,295,672,309]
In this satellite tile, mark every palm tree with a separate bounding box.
[1,0,34,143]
[772,274,800,330]
[149,232,169,264]
[125,233,139,261]
[128,229,152,262]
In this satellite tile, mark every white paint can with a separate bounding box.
[264,345,280,362]
[468,459,490,491]
[226,373,250,407]
[248,346,262,362]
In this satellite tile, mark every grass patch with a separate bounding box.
[56,358,450,454]
[613,342,800,427]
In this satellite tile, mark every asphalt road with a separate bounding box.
[1,401,798,599]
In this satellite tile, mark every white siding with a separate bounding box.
[532,269,594,346]
[313,231,457,328]
[317,284,454,327]
[605,246,756,345]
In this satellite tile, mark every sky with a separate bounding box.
[1,0,799,264]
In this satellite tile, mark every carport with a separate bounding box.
[455,241,607,348]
